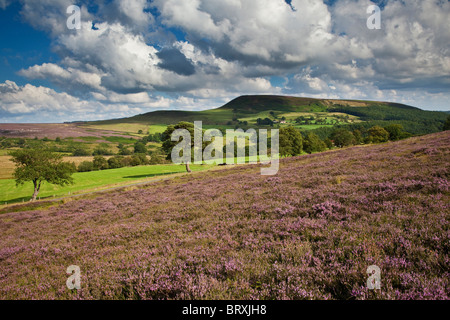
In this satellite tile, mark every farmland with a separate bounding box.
[0,131,448,299]
[0,163,215,203]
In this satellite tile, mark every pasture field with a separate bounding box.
[81,123,150,135]
[0,164,214,203]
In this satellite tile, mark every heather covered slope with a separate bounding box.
[0,132,449,300]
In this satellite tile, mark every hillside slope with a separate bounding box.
[87,95,447,134]
[0,131,449,299]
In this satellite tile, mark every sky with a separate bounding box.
[0,0,449,123]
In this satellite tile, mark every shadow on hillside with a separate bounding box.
[1,195,32,205]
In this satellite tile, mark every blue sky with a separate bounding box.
[0,0,449,123]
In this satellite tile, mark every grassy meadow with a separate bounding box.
[0,164,214,203]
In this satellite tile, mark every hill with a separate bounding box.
[85,95,448,135]
[1,131,448,299]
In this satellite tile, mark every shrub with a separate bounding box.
[93,147,113,156]
[93,155,109,170]
[130,154,149,166]
[78,161,94,172]
[72,147,92,156]
[108,156,125,169]
[134,142,147,154]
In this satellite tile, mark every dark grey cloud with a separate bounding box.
[156,48,196,76]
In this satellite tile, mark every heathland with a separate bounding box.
[0,131,448,299]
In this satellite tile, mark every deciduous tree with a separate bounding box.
[9,148,75,201]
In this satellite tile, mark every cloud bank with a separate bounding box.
[1,0,448,122]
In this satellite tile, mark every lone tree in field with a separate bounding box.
[9,148,76,201]
[162,122,202,173]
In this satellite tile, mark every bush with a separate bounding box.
[72,147,92,156]
[130,154,149,166]
[93,155,109,170]
[134,142,147,154]
[324,138,333,149]
[367,126,389,143]
[78,161,94,172]
[108,156,125,169]
[119,146,132,155]
[93,147,113,156]
[149,150,168,165]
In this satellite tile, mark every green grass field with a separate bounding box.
[0,164,214,204]
[148,124,167,134]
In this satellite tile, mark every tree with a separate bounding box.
[9,148,75,201]
[279,126,303,157]
[72,147,91,156]
[303,132,327,154]
[324,138,333,149]
[367,126,389,143]
[108,156,125,169]
[134,142,147,154]
[443,115,450,131]
[93,155,109,170]
[352,129,363,144]
[331,128,356,148]
[93,146,113,156]
[162,122,198,172]
[118,144,132,155]
[78,161,94,172]
[384,124,409,141]
[130,154,149,166]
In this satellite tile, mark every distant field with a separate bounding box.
[293,124,336,130]
[148,124,167,134]
[0,123,138,139]
[81,123,150,135]
[0,164,215,203]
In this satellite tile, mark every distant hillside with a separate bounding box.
[86,95,448,135]
[219,95,329,113]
